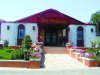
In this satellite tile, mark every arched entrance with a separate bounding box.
[17,24,25,45]
[77,26,84,47]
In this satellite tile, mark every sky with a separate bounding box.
[0,0,100,22]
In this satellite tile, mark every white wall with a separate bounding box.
[68,25,77,46]
[1,23,38,46]
[84,25,96,47]
[25,23,38,44]
[68,24,96,47]
[1,23,16,46]
[1,22,96,47]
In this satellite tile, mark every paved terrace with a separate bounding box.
[0,54,100,75]
[0,47,100,75]
[44,54,88,69]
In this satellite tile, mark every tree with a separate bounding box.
[90,10,100,30]
[22,35,32,60]
[22,35,32,50]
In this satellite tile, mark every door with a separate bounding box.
[17,24,25,45]
[45,30,58,46]
[77,26,84,47]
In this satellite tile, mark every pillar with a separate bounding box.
[66,26,68,43]
[38,27,40,42]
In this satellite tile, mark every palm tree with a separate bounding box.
[90,10,100,30]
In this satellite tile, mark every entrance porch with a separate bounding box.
[38,24,68,47]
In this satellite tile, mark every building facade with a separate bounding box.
[0,9,96,47]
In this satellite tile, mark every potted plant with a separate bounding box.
[66,42,72,48]
[29,52,41,61]
[29,45,42,61]
[83,47,99,67]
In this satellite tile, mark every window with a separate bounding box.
[33,26,35,30]
[7,26,10,30]
[91,28,94,32]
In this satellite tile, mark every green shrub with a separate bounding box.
[0,48,24,60]
[91,41,97,48]
[21,35,32,60]
[90,54,98,60]
[22,35,32,50]
[86,48,96,53]
[0,50,12,59]
[11,53,16,60]
[3,40,9,47]
[0,55,3,59]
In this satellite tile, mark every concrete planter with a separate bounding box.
[76,53,83,63]
[66,47,99,67]
[71,52,76,58]
[29,58,41,61]
[29,61,40,69]
[0,60,41,69]
[81,57,99,67]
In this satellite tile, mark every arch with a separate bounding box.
[77,26,83,31]
[18,24,25,29]
[17,24,25,45]
[77,26,84,47]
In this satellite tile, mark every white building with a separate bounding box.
[0,9,96,47]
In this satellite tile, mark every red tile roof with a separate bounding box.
[15,9,85,24]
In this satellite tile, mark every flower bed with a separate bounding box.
[66,45,100,67]
[0,46,41,69]
[0,35,44,69]
[0,44,42,69]
[0,43,43,69]
[82,57,99,67]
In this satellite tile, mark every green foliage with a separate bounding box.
[90,10,100,30]
[0,49,12,59]
[91,41,97,48]
[91,40,100,48]
[21,35,32,60]
[97,41,100,48]
[0,44,3,49]
[22,35,32,50]
[86,48,98,54]
[85,48,99,60]
[3,40,9,47]
[90,53,98,60]
[0,48,24,60]
[85,40,100,60]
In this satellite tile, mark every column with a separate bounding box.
[38,27,40,42]
[66,26,68,43]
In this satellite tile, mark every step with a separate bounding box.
[44,46,66,54]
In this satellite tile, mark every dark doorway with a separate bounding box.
[17,24,25,45]
[44,29,58,46]
[77,26,84,47]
